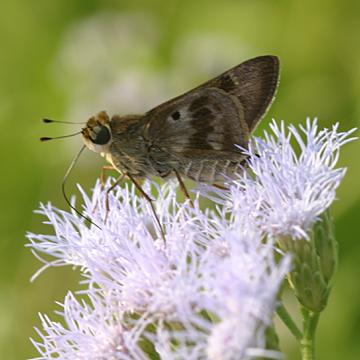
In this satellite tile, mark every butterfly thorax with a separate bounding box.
[107,114,157,177]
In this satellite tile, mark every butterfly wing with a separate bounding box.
[139,56,279,181]
[140,56,279,182]
[196,55,280,132]
[143,86,249,160]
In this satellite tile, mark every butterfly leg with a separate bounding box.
[92,165,118,214]
[100,165,117,187]
[126,172,166,243]
[212,183,229,191]
[103,173,125,223]
[173,169,194,208]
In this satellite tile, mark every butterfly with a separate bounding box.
[42,55,279,233]
[81,55,280,188]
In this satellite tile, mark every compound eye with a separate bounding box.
[93,125,111,145]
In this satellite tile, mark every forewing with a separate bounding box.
[143,87,249,159]
[146,55,279,134]
[199,55,279,131]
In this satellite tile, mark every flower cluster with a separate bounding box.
[27,119,355,359]
[28,181,289,359]
[201,118,356,240]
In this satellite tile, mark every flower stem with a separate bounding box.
[276,303,302,341]
[300,307,320,360]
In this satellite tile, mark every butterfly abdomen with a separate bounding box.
[181,159,242,183]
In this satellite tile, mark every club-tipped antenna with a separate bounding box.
[40,131,83,142]
[43,118,86,125]
[62,145,101,230]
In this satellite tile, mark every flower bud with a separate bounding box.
[278,210,337,312]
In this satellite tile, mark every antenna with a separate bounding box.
[40,131,83,142]
[43,118,86,125]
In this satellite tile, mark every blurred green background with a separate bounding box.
[1,0,359,358]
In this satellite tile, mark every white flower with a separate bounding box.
[204,232,289,360]
[28,178,289,359]
[205,118,356,239]
[31,292,137,360]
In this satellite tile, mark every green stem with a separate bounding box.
[276,303,302,341]
[300,308,320,360]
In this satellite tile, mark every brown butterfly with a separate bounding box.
[81,55,279,189]
[42,55,279,232]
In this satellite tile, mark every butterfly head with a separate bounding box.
[82,111,112,153]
